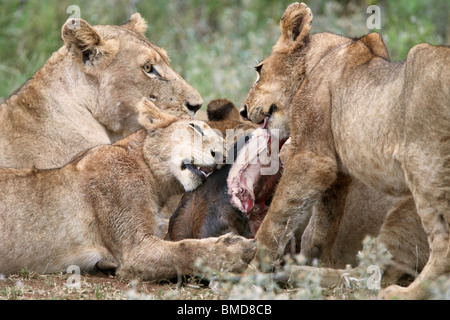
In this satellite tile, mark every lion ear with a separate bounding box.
[62,18,118,66]
[137,97,178,131]
[359,33,390,61]
[277,2,313,51]
[121,13,148,35]
[207,99,240,122]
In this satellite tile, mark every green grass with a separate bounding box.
[1,0,447,105]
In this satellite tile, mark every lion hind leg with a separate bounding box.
[275,265,352,288]
[377,196,429,284]
[381,151,450,299]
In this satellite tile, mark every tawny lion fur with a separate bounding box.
[242,2,448,299]
[0,98,255,280]
[0,13,203,170]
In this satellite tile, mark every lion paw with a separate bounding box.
[212,233,256,272]
[378,284,419,300]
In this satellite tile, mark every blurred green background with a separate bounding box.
[0,0,448,106]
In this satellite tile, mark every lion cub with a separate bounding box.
[0,98,255,280]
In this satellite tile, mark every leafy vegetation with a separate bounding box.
[1,0,448,104]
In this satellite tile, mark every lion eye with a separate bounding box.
[189,122,204,136]
[254,64,262,83]
[143,63,152,73]
[143,62,162,78]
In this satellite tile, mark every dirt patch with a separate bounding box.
[0,271,179,300]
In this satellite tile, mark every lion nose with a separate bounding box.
[184,101,202,113]
[240,105,249,121]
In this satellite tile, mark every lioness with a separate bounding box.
[241,2,449,299]
[0,98,255,280]
[0,13,202,169]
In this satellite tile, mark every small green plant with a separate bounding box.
[0,281,24,300]
[19,267,30,280]
[428,275,450,300]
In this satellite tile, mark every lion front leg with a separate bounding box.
[116,233,256,281]
[254,151,337,269]
[300,173,352,266]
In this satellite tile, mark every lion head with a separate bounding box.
[240,3,314,140]
[61,13,203,138]
[241,3,389,142]
[137,98,224,192]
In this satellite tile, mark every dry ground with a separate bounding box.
[0,269,368,300]
[1,237,448,300]
[0,270,175,300]
[2,269,449,300]
[0,270,245,300]
[0,270,299,300]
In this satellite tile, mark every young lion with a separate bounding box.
[241,3,449,299]
[0,98,255,280]
[166,99,257,241]
[0,13,202,170]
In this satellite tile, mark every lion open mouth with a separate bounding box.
[227,117,287,236]
[182,163,214,182]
